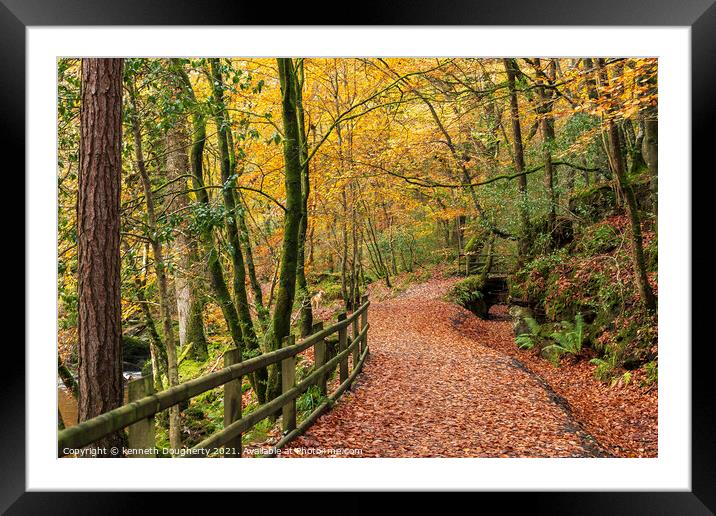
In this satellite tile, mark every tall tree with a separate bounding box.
[294,59,314,337]
[533,58,558,240]
[265,58,304,400]
[208,59,267,400]
[77,58,124,455]
[598,60,657,312]
[165,79,209,360]
[170,60,245,357]
[127,74,182,451]
[503,58,530,261]
[642,67,658,213]
[236,192,269,328]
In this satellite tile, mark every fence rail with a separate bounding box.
[58,295,371,458]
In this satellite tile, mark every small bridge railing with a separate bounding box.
[58,295,370,458]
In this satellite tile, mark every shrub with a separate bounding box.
[509,249,568,307]
[618,371,633,387]
[590,352,619,382]
[321,283,344,301]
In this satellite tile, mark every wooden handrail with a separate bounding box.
[58,297,370,457]
[269,343,370,456]
[188,323,369,455]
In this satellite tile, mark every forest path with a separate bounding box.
[288,276,605,458]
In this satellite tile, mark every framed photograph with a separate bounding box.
[8,0,711,512]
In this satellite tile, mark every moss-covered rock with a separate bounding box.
[574,222,621,256]
[508,305,535,337]
[122,335,150,367]
[528,216,574,253]
[448,275,489,318]
[568,183,617,223]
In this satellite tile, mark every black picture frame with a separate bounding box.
[6,1,710,512]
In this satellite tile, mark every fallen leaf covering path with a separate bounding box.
[286,277,611,458]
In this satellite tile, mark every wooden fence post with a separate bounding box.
[352,307,360,370]
[223,348,242,458]
[127,376,155,457]
[312,322,327,396]
[281,335,296,434]
[361,294,369,355]
[337,312,348,383]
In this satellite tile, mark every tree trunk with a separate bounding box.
[597,60,657,312]
[503,58,530,261]
[236,197,269,329]
[170,59,245,355]
[165,106,208,361]
[209,59,266,401]
[365,209,391,288]
[606,119,657,311]
[643,113,658,213]
[127,79,181,452]
[626,117,647,174]
[265,58,304,401]
[77,58,125,455]
[582,58,599,100]
[534,58,557,240]
[294,59,314,338]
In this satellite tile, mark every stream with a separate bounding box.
[58,363,143,428]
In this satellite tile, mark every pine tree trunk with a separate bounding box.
[77,58,125,455]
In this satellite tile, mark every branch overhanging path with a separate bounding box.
[284,277,606,458]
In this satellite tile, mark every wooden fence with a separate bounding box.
[58,295,370,458]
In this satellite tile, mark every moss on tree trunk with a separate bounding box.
[265,58,304,402]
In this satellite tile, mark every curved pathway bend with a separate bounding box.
[287,278,606,458]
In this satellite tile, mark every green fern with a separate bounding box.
[543,312,585,358]
[296,385,325,413]
[617,371,632,387]
[643,361,658,385]
[515,316,541,350]
[590,352,619,382]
